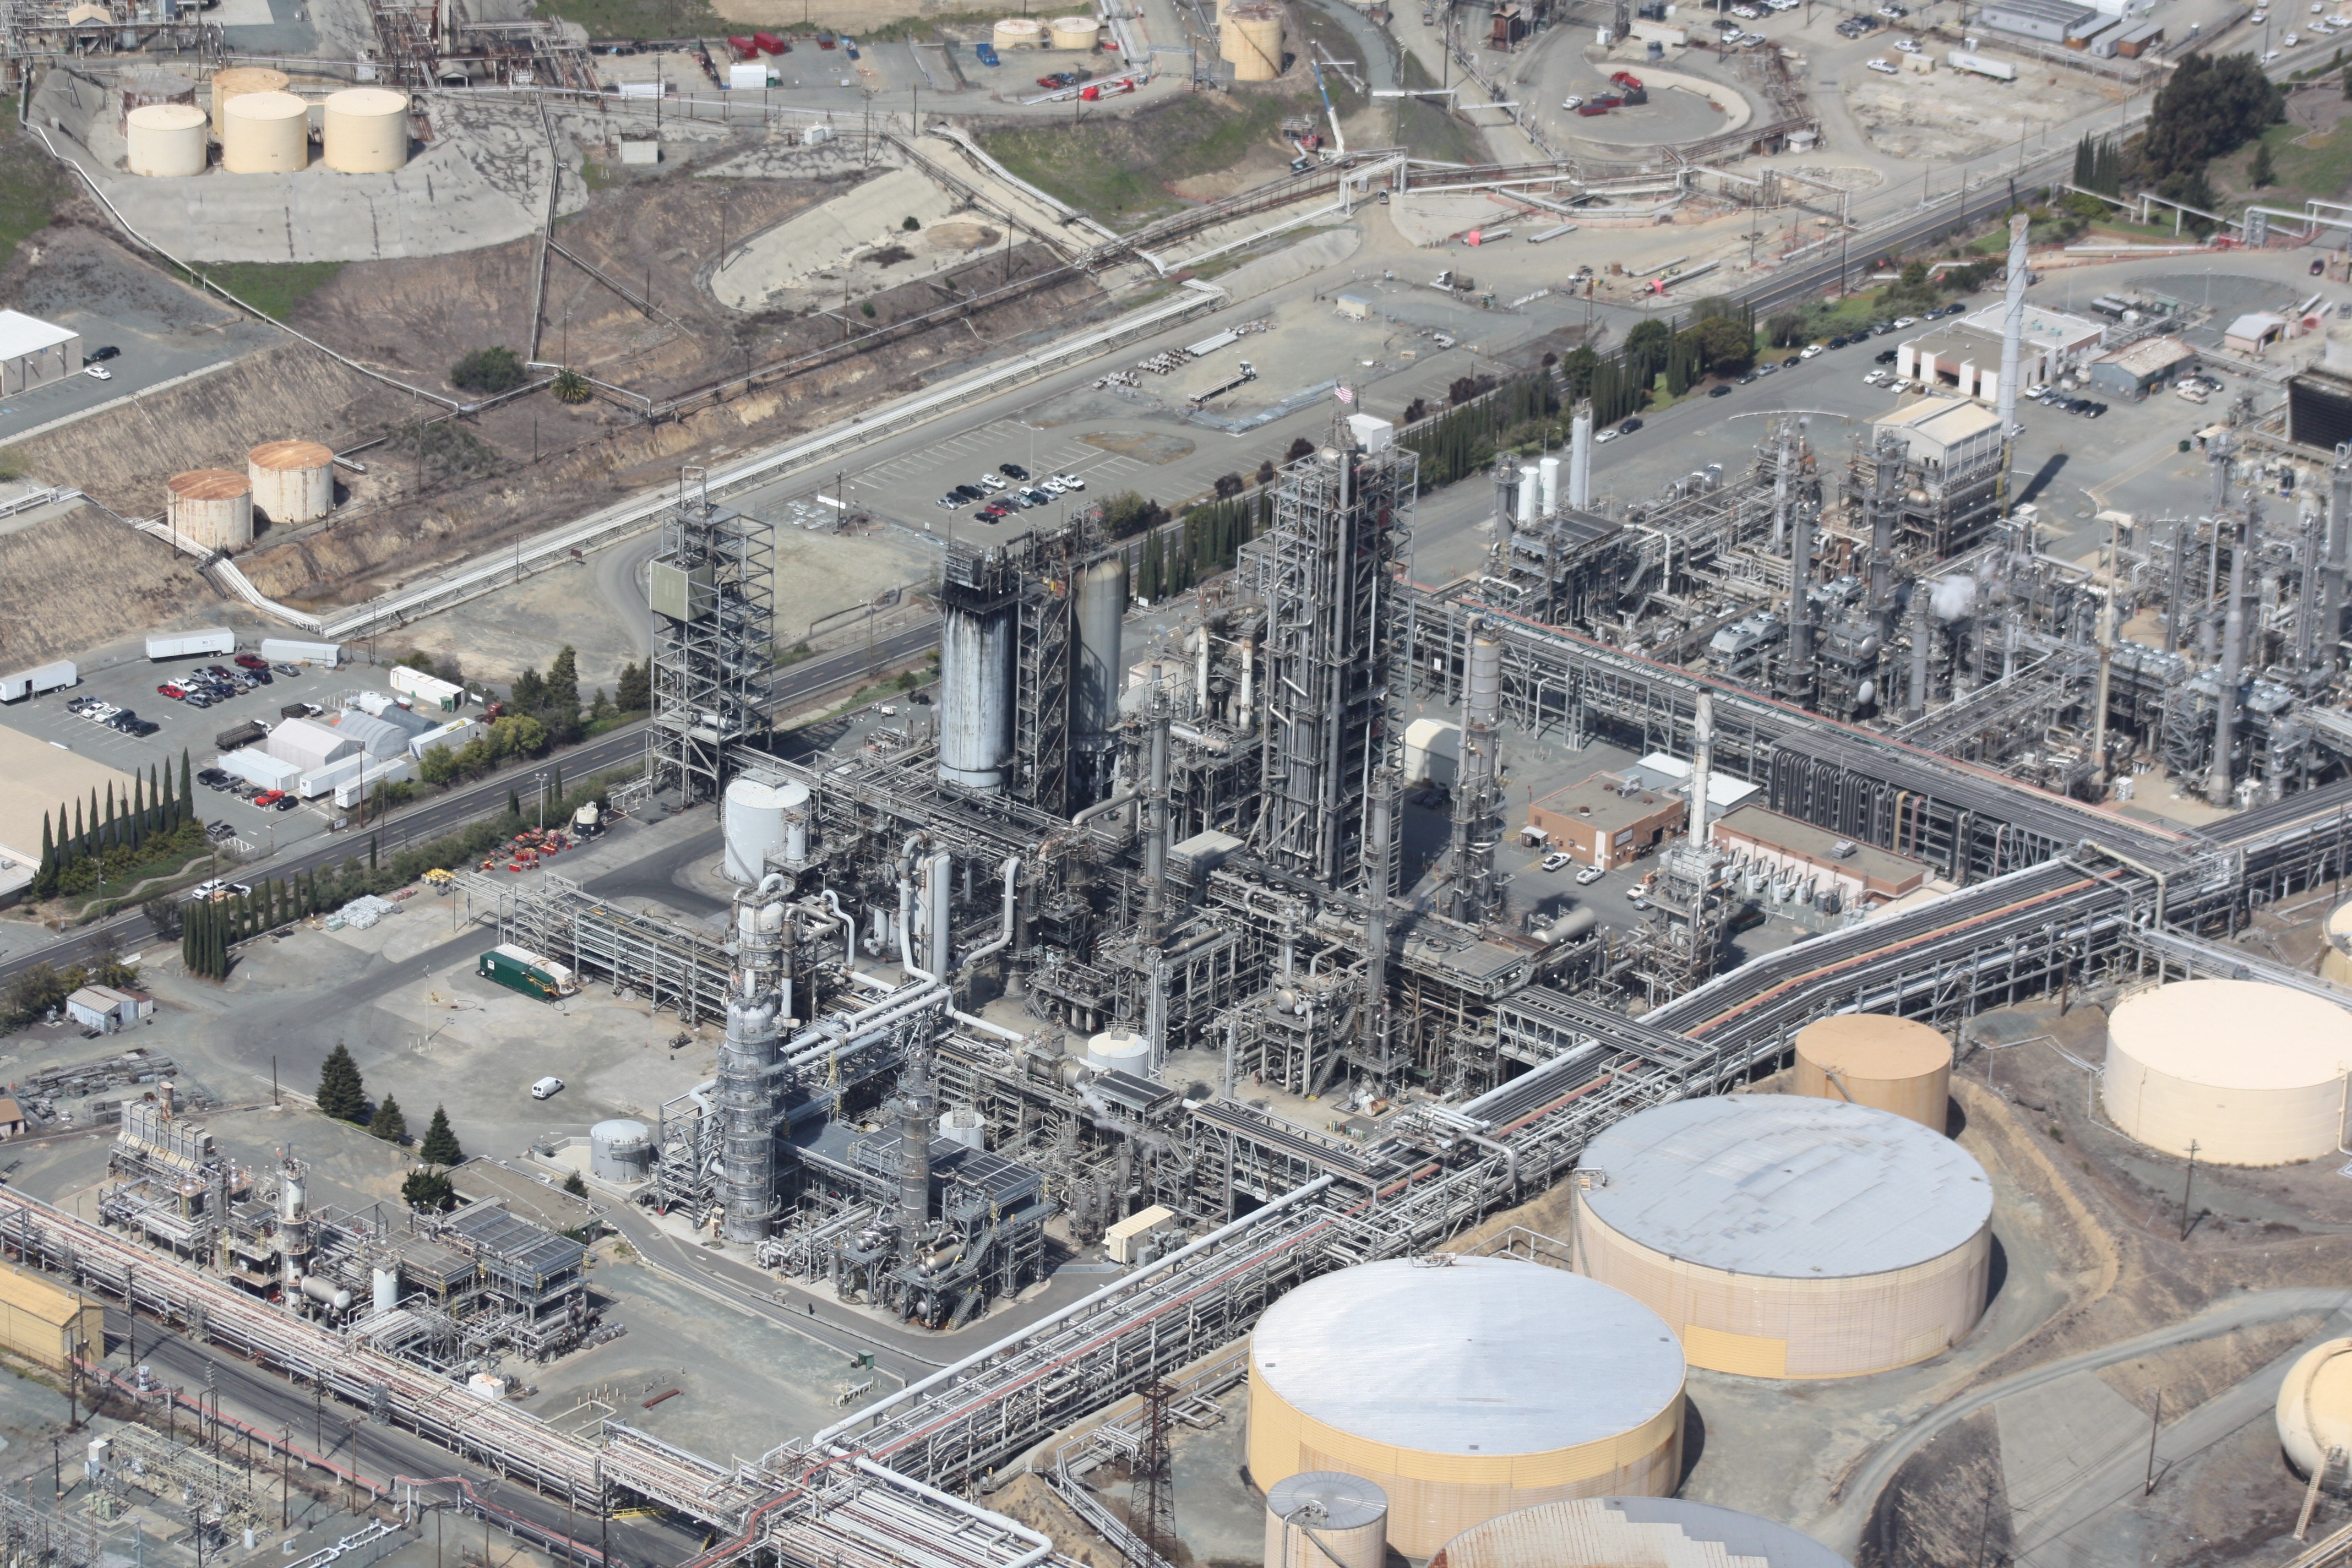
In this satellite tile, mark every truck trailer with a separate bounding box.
[477,945,579,1000]
[146,629,237,661]
[0,661,75,701]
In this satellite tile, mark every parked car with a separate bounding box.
[1052,472,1086,490]
[1866,57,1898,73]
[1576,865,1606,886]
[89,345,121,362]
[974,40,1000,65]
[1799,344,1823,359]
[82,365,112,380]
[999,462,1030,479]
[1618,416,1643,434]
[1708,382,1734,396]
[1540,851,1572,872]
[1561,93,1586,107]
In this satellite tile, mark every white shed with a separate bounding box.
[0,311,83,396]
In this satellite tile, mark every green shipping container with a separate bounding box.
[478,946,569,1001]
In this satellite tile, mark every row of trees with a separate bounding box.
[2073,133,2126,197]
[32,753,205,901]
[1135,487,1271,602]
[318,1040,467,1156]
[417,712,554,786]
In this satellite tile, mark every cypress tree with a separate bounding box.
[508,786,521,820]
[71,799,84,859]
[179,751,193,826]
[129,777,144,852]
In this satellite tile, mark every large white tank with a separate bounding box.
[126,104,207,177]
[778,778,811,863]
[1072,556,1127,796]
[2323,899,2352,986]
[1048,14,1101,48]
[2278,1337,2352,1486]
[722,777,794,885]
[2103,978,2352,1165]
[371,1262,399,1314]
[221,90,309,173]
[1249,1257,1685,1557]
[1086,1027,1151,1075]
[937,1107,986,1150]
[167,470,254,550]
[247,439,335,524]
[939,603,1015,793]
[207,66,288,135]
[994,17,1046,48]
[322,88,409,172]
[1267,1473,1388,1568]
[590,1118,652,1183]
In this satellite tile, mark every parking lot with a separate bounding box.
[795,415,1152,539]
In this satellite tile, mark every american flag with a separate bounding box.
[1335,386,1354,404]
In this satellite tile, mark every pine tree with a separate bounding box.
[368,1094,407,1144]
[563,1171,588,1197]
[317,1042,367,1123]
[401,1170,455,1212]
[419,1105,464,1166]
[2252,137,2277,188]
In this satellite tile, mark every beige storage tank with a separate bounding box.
[118,67,197,133]
[2277,1337,2352,1485]
[126,104,208,177]
[322,87,409,172]
[208,66,289,135]
[1048,14,1101,48]
[2323,899,2352,986]
[166,470,254,551]
[1574,1095,1993,1380]
[2103,978,2352,1166]
[1266,1473,1388,1568]
[1793,1013,1953,1130]
[247,440,335,524]
[1248,1256,1685,1558]
[993,17,1046,48]
[1429,1498,1853,1568]
[221,90,309,173]
[1222,2,1283,79]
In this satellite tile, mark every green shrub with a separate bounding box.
[451,347,527,395]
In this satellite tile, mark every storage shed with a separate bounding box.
[0,1261,105,1370]
[0,310,81,395]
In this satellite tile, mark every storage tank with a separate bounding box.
[1429,1497,1853,1568]
[778,778,812,863]
[1248,1257,1685,1557]
[722,777,794,885]
[590,1119,652,1183]
[1071,556,1127,804]
[1086,1027,1151,1075]
[166,470,254,551]
[937,1107,986,1150]
[1792,1013,1953,1130]
[1266,1473,1388,1568]
[126,104,208,177]
[322,87,409,172]
[2322,899,2352,986]
[208,66,289,135]
[221,90,309,173]
[2277,1337,2352,1486]
[371,1262,399,1314]
[994,17,1046,48]
[1574,1095,1992,1379]
[938,603,1015,793]
[2103,978,2352,1165]
[1049,14,1101,48]
[118,67,196,132]
[247,439,335,524]
[1222,2,1283,80]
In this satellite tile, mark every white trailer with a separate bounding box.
[0,660,75,701]
[146,628,237,661]
[1945,50,2017,79]
[259,638,343,668]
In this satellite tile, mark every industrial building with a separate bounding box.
[1897,306,2105,401]
[2086,335,2197,396]
[2101,978,2352,1165]
[0,1261,105,1370]
[1574,1096,1994,1378]
[1246,1258,1687,1555]
[1528,771,1686,869]
[1429,1498,1854,1568]
[1972,0,2095,39]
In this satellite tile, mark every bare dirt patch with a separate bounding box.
[1844,66,2125,162]
[1080,431,1196,463]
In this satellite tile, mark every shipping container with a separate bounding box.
[0,660,75,701]
[1945,49,2017,78]
[258,638,342,667]
[388,665,465,711]
[215,720,269,751]
[146,628,237,661]
[477,944,579,1000]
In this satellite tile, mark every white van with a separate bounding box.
[530,1076,564,1100]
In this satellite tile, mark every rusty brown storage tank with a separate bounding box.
[1574,1095,1993,1379]
[247,440,335,524]
[1793,1013,1953,1130]
[207,66,289,136]
[166,470,254,551]
[1248,1256,1686,1557]
[1429,1497,1854,1568]
[118,67,197,133]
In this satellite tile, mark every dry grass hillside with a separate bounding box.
[0,504,220,665]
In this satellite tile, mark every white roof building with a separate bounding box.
[0,310,82,396]
[265,715,360,774]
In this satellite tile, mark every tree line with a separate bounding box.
[32,753,205,901]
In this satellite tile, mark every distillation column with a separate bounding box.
[717,962,782,1244]
[1567,401,1594,510]
[1868,431,1904,639]
[2209,506,2250,805]
[894,1038,935,1260]
[1995,213,2028,507]
[2326,458,2351,672]
[1072,557,1129,807]
[1445,629,1505,925]
[1778,423,1814,704]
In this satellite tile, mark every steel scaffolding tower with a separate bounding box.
[1246,424,1416,890]
[649,469,775,807]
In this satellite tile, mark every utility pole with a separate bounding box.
[2178,1140,2199,1240]
[2143,1387,2165,1494]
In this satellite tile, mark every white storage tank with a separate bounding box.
[2322,899,2352,986]
[1086,1027,1151,1075]
[126,104,208,177]
[2277,1337,2352,1487]
[1266,1473,1388,1568]
[166,470,254,550]
[221,90,309,173]
[207,65,288,135]
[247,439,335,524]
[1048,14,1101,48]
[1249,1257,1685,1557]
[722,777,794,885]
[590,1118,652,1183]
[322,87,409,172]
[1574,1095,1993,1379]
[371,1262,399,1314]
[994,16,1046,48]
[778,778,811,863]
[937,1107,986,1150]
[2103,978,2352,1166]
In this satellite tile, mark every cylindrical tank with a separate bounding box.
[221,90,308,173]
[718,990,781,1243]
[2103,978,2352,1165]
[118,68,196,133]
[2323,900,2352,986]
[1086,1027,1151,1075]
[1048,14,1101,48]
[1429,1498,1854,1568]
[247,439,335,524]
[166,470,254,551]
[1575,1095,1993,1379]
[370,1262,399,1314]
[1466,634,1502,726]
[994,17,1046,48]
[2278,1337,2352,1485]
[778,778,811,863]
[937,1107,986,1151]
[1266,1473,1388,1568]
[208,66,288,135]
[939,603,1015,793]
[1222,3,1283,79]
[590,1118,653,1183]
[322,87,409,172]
[1792,1014,1953,1130]
[1072,556,1127,800]
[300,1276,353,1310]
[1538,455,1560,514]
[1249,1257,1685,1557]
[126,104,208,177]
[722,778,793,885]
[1516,464,1537,525]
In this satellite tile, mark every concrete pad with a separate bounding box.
[711,165,971,309]
[1995,1368,2148,1536]
[1213,226,1364,303]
